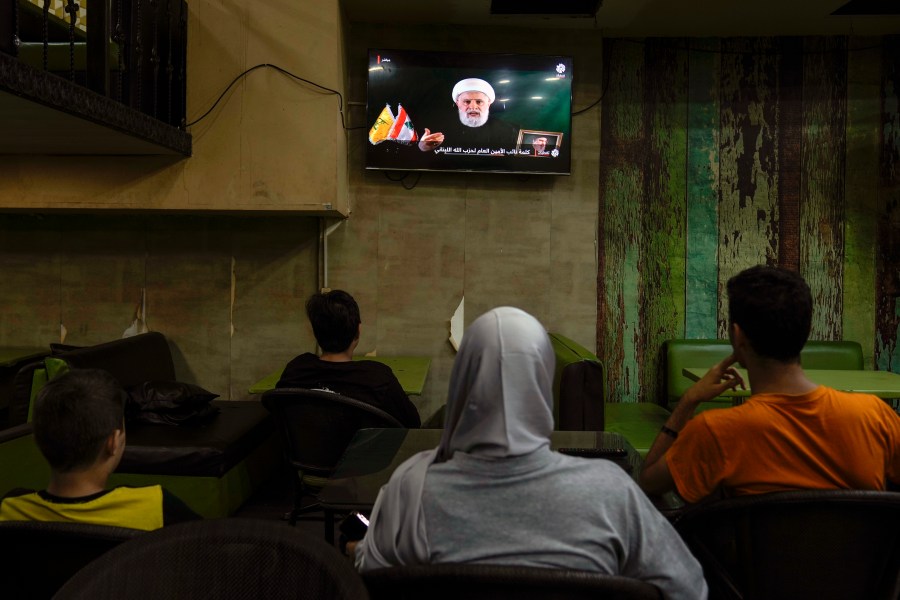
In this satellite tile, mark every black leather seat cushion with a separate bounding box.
[119,401,273,478]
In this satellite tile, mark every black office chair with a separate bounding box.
[54,518,369,599]
[0,520,143,599]
[673,489,900,600]
[260,388,403,530]
[362,564,662,600]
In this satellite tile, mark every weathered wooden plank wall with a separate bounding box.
[716,37,781,338]
[801,36,847,341]
[639,40,688,404]
[844,40,880,369]
[777,37,803,273]
[599,39,644,402]
[685,39,720,340]
[599,34,900,404]
[876,35,900,373]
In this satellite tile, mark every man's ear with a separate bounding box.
[730,323,749,364]
[104,428,126,457]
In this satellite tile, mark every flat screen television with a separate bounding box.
[365,48,573,175]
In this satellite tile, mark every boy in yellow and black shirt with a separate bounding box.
[0,369,197,530]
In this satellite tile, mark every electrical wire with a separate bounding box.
[383,170,423,190]
[184,63,347,129]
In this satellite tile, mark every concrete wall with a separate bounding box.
[331,23,603,421]
[0,214,320,402]
[0,0,348,213]
[0,15,601,423]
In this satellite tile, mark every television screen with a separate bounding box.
[365,49,573,175]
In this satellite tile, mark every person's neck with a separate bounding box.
[745,356,818,396]
[46,468,109,498]
[319,349,353,363]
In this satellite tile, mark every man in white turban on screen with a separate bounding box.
[418,78,519,153]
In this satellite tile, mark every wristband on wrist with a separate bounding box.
[660,425,679,439]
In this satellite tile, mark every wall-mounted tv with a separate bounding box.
[365,49,573,176]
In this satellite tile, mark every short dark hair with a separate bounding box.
[305,289,361,353]
[32,368,125,473]
[727,265,812,362]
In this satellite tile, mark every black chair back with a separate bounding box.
[674,490,900,600]
[261,388,403,478]
[362,564,662,600]
[54,518,369,599]
[0,520,143,599]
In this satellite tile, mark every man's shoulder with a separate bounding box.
[352,358,390,369]
[351,359,397,377]
[820,385,882,403]
[283,352,319,368]
[1,488,35,501]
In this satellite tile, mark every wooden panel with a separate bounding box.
[800,36,847,341]
[777,36,803,272]
[717,37,781,336]
[685,39,721,339]
[230,217,319,400]
[598,38,644,403]
[0,215,60,347]
[144,216,232,395]
[875,35,900,373]
[843,38,881,367]
[639,39,688,403]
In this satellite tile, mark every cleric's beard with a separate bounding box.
[459,110,489,128]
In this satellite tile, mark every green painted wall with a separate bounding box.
[599,35,900,403]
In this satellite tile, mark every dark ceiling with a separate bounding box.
[341,0,900,36]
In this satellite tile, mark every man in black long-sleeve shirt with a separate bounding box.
[276,290,421,428]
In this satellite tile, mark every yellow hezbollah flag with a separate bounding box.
[368,104,395,145]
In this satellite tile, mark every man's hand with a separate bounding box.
[681,353,745,407]
[345,540,358,559]
[418,128,445,151]
[639,353,745,498]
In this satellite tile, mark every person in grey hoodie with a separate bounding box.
[352,306,707,600]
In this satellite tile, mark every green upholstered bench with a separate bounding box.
[603,403,671,458]
[664,339,865,412]
[549,333,604,431]
[0,412,278,519]
[549,333,670,457]
[1,333,279,518]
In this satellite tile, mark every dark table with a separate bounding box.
[318,428,643,542]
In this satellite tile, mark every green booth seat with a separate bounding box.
[603,403,671,458]
[0,424,50,494]
[0,402,280,519]
[664,339,865,413]
[2,333,279,518]
[549,333,671,457]
[549,333,604,431]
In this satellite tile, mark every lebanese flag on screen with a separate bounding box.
[387,104,418,144]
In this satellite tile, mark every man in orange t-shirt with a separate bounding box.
[640,265,900,503]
